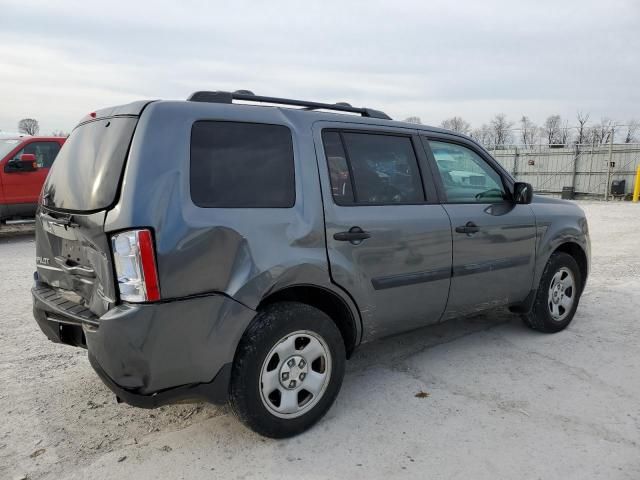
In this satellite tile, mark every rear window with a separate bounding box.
[190,121,295,208]
[43,117,137,211]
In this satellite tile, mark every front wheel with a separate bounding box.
[523,251,583,333]
[229,302,346,438]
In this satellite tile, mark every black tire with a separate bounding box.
[229,301,346,438]
[522,251,583,333]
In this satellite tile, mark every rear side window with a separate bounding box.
[322,131,424,205]
[190,121,295,208]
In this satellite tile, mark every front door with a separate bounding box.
[423,137,536,318]
[316,125,453,340]
[1,140,61,204]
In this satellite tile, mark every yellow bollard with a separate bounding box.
[634,166,640,203]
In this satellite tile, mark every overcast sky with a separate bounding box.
[0,0,638,134]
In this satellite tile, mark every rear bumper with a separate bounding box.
[32,282,256,406]
[89,353,232,408]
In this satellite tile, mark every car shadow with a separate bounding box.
[347,308,518,374]
[0,224,35,242]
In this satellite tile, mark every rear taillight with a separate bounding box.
[111,229,160,302]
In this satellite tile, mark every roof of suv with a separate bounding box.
[179,90,470,140]
[81,90,473,143]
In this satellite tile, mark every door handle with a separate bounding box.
[455,222,480,235]
[333,227,371,243]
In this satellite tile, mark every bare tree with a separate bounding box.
[51,130,70,137]
[596,118,614,144]
[519,116,538,146]
[18,118,40,136]
[576,111,590,144]
[471,124,493,147]
[582,118,614,145]
[544,115,562,146]
[440,116,471,135]
[490,114,513,148]
[403,116,422,124]
[560,119,572,146]
[583,126,598,145]
[623,120,639,143]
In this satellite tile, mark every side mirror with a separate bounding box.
[513,182,533,204]
[17,153,38,172]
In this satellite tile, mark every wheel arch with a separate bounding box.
[513,238,589,314]
[256,284,361,358]
[552,242,588,291]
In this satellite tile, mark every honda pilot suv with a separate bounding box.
[32,91,590,438]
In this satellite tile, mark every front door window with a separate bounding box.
[429,141,506,203]
[12,141,61,168]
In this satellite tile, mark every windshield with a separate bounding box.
[0,139,21,159]
[42,117,138,212]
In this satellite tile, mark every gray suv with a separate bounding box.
[32,91,590,438]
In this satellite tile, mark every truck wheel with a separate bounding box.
[523,252,583,333]
[229,301,346,438]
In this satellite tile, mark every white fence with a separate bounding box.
[488,144,640,198]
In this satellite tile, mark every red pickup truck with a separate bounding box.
[0,136,66,221]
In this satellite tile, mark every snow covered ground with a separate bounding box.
[1,201,639,479]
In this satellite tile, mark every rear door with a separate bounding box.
[315,123,452,340]
[36,114,141,316]
[1,140,61,204]
[421,135,536,318]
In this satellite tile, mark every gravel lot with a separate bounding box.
[1,201,639,480]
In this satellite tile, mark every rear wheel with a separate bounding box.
[229,301,345,438]
[523,252,583,333]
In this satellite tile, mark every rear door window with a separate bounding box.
[322,131,424,205]
[322,132,355,204]
[190,121,295,208]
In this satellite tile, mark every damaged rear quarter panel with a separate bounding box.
[104,101,335,310]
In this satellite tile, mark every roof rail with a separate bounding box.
[186,90,392,120]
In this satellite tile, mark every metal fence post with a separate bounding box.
[572,144,579,192]
[605,129,614,201]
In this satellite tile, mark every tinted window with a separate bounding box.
[13,141,61,168]
[322,132,355,205]
[429,141,506,203]
[43,118,137,211]
[323,131,424,205]
[191,122,295,208]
